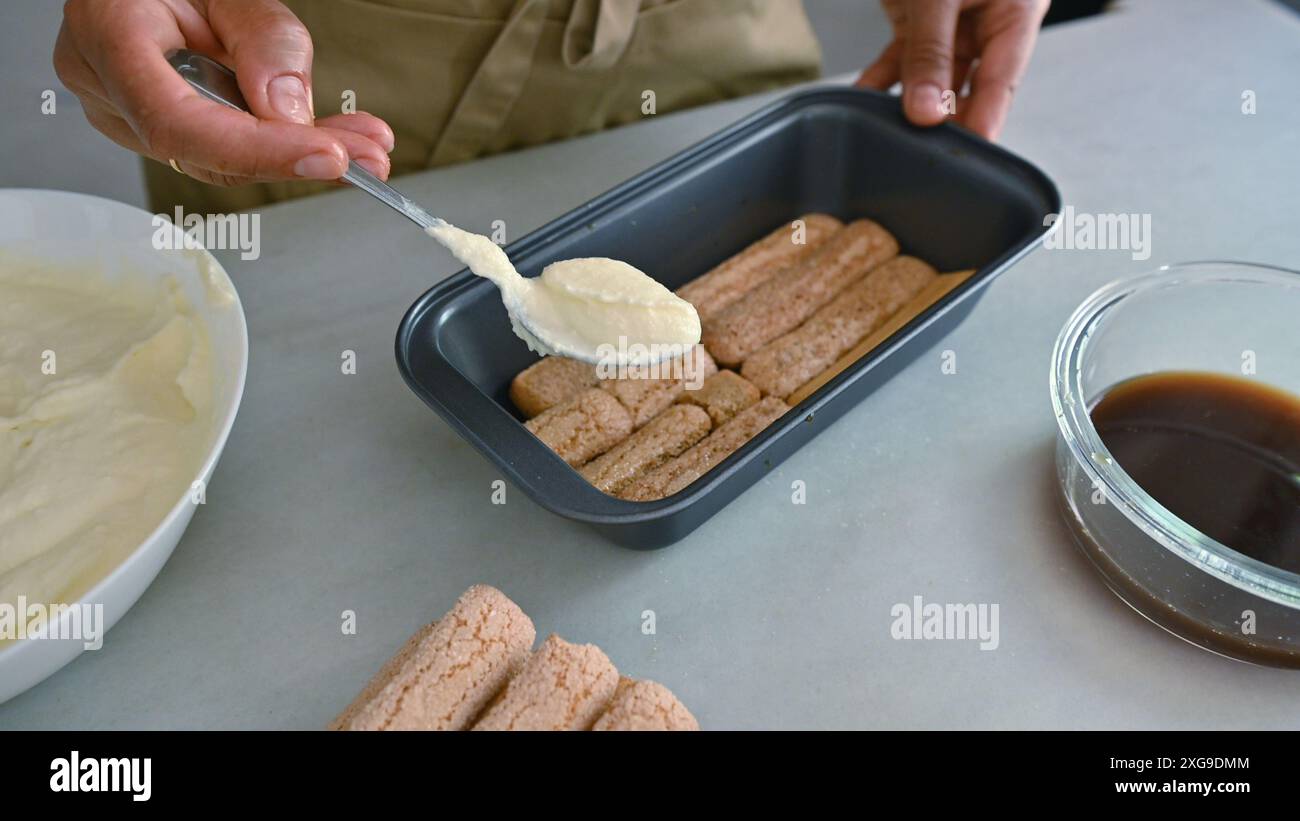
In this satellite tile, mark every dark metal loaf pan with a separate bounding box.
[395,87,1060,549]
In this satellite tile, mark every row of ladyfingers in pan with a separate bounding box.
[332,585,698,731]
[510,213,964,501]
[514,353,790,500]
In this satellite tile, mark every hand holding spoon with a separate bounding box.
[168,49,700,367]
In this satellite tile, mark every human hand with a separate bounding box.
[857,0,1050,140]
[54,0,394,186]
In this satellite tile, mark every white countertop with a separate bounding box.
[4,0,1300,729]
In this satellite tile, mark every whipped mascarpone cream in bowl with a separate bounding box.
[0,190,247,703]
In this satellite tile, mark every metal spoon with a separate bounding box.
[166,49,691,366]
[166,49,578,355]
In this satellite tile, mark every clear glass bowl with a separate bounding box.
[1051,261,1300,667]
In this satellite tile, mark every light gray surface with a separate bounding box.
[4,0,1300,729]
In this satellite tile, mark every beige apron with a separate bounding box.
[144,0,821,214]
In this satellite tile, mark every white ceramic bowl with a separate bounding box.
[0,189,248,702]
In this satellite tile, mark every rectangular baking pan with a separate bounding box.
[396,87,1060,549]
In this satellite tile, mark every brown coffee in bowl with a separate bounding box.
[1091,371,1300,574]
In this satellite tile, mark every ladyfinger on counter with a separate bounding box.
[510,356,599,418]
[675,369,761,427]
[592,677,700,731]
[331,585,535,731]
[580,404,712,496]
[600,344,717,428]
[677,213,844,322]
[472,634,620,731]
[742,256,937,398]
[525,387,634,467]
[701,220,900,367]
[622,396,789,501]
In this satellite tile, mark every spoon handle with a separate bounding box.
[166,48,442,230]
[339,164,441,229]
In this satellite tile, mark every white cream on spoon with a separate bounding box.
[426,222,700,367]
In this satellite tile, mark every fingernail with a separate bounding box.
[294,152,342,180]
[269,75,312,124]
[908,82,943,118]
[354,157,388,179]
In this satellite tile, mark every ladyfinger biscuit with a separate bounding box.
[600,344,717,429]
[785,268,976,406]
[331,585,535,731]
[592,678,700,731]
[742,256,937,398]
[701,220,900,366]
[472,634,620,731]
[677,213,844,322]
[675,369,761,427]
[524,387,634,467]
[579,404,712,495]
[622,396,789,501]
[509,356,599,418]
